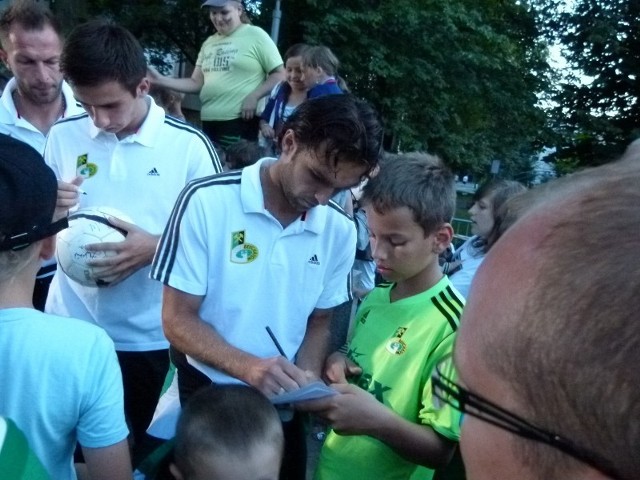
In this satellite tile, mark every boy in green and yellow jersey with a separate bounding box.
[302,153,464,480]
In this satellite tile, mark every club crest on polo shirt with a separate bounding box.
[76,153,98,178]
[230,230,258,264]
[386,326,408,355]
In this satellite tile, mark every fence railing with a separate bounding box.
[451,217,472,247]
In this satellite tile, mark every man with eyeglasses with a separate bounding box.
[432,156,638,480]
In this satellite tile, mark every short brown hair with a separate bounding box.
[174,384,283,478]
[361,152,455,235]
[0,0,61,48]
[482,156,640,478]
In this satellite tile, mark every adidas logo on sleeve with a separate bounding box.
[308,254,320,265]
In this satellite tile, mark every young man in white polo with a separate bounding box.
[151,94,383,478]
[44,19,222,459]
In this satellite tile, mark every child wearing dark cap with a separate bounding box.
[0,134,131,480]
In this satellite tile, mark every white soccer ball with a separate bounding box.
[56,206,132,287]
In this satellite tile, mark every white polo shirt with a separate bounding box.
[44,97,222,351]
[152,158,356,383]
[0,78,83,154]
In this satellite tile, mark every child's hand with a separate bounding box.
[55,176,84,220]
[323,352,362,384]
[298,383,387,436]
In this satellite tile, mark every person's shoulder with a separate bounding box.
[326,199,354,222]
[21,310,115,350]
[185,169,243,197]
[46,311,110,336]
[417,277,464,324]
[244,24,271,38]
[161,114,210,142]
[321,200,356,235]
[394,275,464,307]
[50,111,90,133]
[270,81,289,99]
[308,82,343,98]
[202,33,222,46]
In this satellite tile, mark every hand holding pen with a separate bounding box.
[249,326,309,397]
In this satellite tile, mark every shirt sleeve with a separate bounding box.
[253,28,284,74]
[151,186,211,296]
[315,217,356,309]
[185,131,223,178]
[417,333,461,441]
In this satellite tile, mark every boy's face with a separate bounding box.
[72,78,149,138]
[365,205,446,288]
[175,442,282,480]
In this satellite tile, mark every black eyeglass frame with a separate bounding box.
[431,358,622,480]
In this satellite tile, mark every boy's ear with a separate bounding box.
[431,223,453,254]
[169,463,184,480]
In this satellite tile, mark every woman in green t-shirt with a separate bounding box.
[148,0,285,148]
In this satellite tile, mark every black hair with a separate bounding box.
[61,19,146,96]
[277,94,383,175]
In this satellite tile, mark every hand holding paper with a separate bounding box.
[270,381,337,405]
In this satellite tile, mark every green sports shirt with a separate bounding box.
[315,277,464,480]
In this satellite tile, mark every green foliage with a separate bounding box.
[58,0,550,178]
[537,0,640,166]
[276,0,550,175]
[72,0,210,66]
